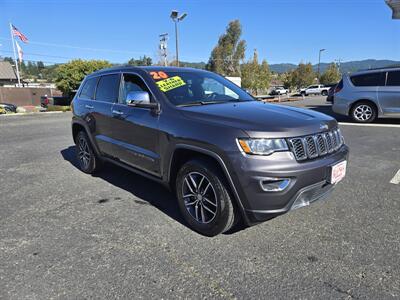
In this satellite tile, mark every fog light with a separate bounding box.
[260,178,291,192]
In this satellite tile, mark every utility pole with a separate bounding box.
[159,33,169,66]
[170,10,187,67]
[334,58,342,73]
[318,48,326,81]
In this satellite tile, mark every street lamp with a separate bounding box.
[170,10,187,67]
[318,48,326,80]
[386,0,400,19]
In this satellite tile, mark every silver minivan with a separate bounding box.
[332,67,400,122]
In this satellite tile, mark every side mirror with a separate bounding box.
[126,91,160,111]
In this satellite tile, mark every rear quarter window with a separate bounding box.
[386,71,400,86]
[79,77,98,100]
[350,72,385,87]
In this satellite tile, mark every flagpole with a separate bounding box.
[9,22,21,87]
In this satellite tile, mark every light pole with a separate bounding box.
[170,10,187,67]
[318,48,326,81]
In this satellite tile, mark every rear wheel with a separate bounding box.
[350,101,377,123]
[75,131,102,174]
[176,159,237,236]
[321,90,328,96]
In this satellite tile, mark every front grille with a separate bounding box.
[288,128,344,161]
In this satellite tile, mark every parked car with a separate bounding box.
[71,66,349,236]
[300,84,330,96]
[270,86,288,95]
[0,103,17,113]
[326,85,336,103]
[333,67,400,122]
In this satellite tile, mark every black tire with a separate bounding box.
[301,91,306,96]
[321,90,328,96]
[350,101,377,123]
[75,131,102,174]
[176,159,237,236]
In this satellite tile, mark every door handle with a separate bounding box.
[85,105,94,109]
[112,110,124,115]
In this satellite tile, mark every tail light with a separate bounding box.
[334,80,343,94]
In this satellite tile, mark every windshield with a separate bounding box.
[148,70,254,106]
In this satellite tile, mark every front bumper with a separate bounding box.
[226,145,349,224]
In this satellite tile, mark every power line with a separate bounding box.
[0,36,150,56]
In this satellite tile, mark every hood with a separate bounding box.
[180,101,337,138]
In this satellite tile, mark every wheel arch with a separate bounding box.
[350,99,379,114]
[168,144,248,224]
[72,122,85,143]
[71,120,102,157]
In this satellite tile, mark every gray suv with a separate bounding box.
[71,66,349,236]
[333,67,400,122]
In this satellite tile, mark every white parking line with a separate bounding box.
[338,122,400,128]
[390,169,400,185]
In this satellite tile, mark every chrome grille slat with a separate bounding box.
[316,134,328,155]
[289,138,307,160]
[304,136,318,158]
[288,128,344,161]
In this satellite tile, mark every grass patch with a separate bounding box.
[46,105,71,112]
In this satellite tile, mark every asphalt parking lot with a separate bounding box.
[1,98,399,299]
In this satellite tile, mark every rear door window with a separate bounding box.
[350,72,385,87]
[79,77,98,100]
[386,71,400,86]
[95,74,120,103]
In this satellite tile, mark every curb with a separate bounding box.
[0,111,65,117]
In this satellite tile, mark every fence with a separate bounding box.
[0,87,62,106]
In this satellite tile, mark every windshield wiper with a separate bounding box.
[177,101,226,107]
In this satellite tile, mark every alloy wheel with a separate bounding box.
[354,104,372,121]
[78,137,91,169]
[182,172,218,224]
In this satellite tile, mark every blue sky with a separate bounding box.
[0,0,399,65]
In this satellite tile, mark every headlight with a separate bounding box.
[237,138,288,155]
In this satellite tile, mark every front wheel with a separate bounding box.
[176,159,237,236]
[321,90,328,96]
[350,101,377,123]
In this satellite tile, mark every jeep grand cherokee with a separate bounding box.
[71,66,349,236]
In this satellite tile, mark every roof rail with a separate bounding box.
[358,65,400,72]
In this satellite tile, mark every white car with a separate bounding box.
[300,84,330,96]
[271,86,288,95]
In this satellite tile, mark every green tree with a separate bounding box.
[241,49,271,94]
[3,57,14,64]
[206,20,246,76]
[284,62,316,89]
[55,59,112,95]
[320,63,341,85]
[127,55,152,66]
[37,61,45,71]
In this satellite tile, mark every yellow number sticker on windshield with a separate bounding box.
[156,76,186,92]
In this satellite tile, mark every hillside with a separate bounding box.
[269,59,400,74]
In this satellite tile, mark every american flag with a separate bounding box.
[12,25,28,43]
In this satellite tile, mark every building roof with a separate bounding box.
[0,61,17,80]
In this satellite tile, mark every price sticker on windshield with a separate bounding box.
[156,76,186,92]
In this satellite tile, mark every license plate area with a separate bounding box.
[329,160,347,184]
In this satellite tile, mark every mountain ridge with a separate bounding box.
[269,59,400,74]
[181,59,400,74]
